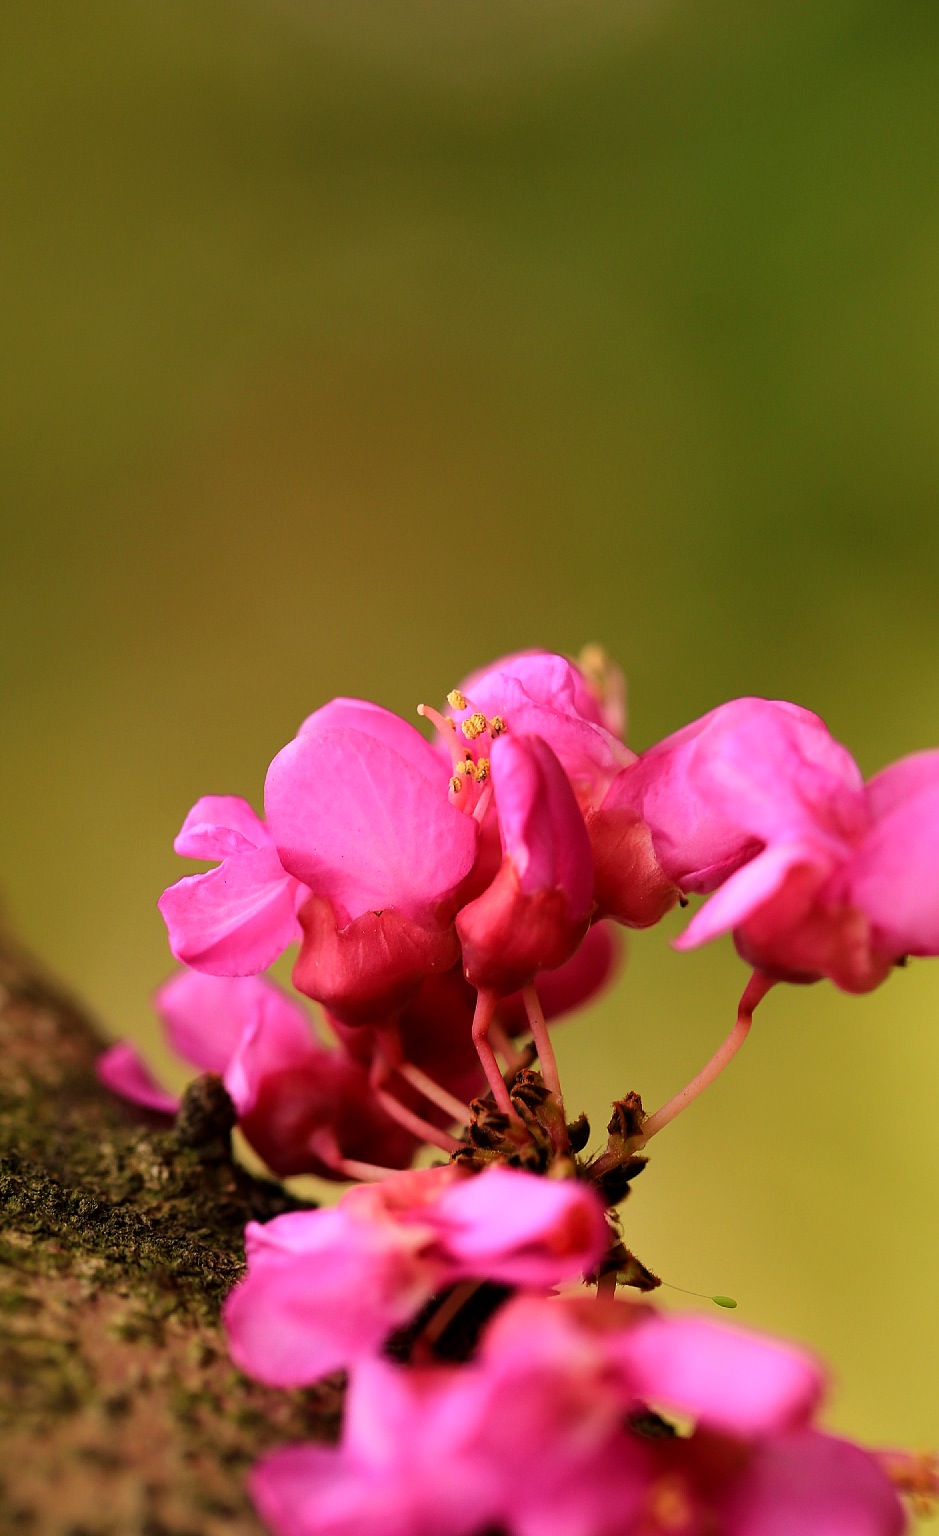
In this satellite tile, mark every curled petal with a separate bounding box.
[676,843,831,951]
[173,795,272,858]
[621,699,865,892]
[158,846,303,976]
[96,1041,179,1116]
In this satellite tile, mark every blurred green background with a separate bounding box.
[2,0,938,1457]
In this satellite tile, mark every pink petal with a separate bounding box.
[848,753,939,955]
[724,1429,906,1536]
[218,981,315,1115]
[224,1208,431,1387]
[458,650,609,729]
[491,735,593,921]
[429,1166,609,1286]
[96,1041,179,1116]
[173,795,270,858]
[457,654,630,800]
[154,970,261,1075]
[624,699,865,891]
[613,1313,824,1436]
[158,846,302,975]
[676,842,832,950]
[265,720,478,925]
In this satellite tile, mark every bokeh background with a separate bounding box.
[3,0,938,1457]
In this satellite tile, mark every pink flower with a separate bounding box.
[456,735,594,995]
[266,699,479,1019]
[97,971,416,1179]
[452,650,678,932]
[612,698,866,896]
[158,796,306,975]
[223,1165,610,1387]
[248,1294,904,1536]
[451,649,631,805]
[672,737,939,992]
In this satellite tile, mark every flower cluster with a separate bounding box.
[99,648,938,1534]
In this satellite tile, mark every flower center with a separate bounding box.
[418,689,507,818]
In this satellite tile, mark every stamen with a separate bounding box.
[395,1062,472,1126]
[473,757,490,783]
[418,703,463,770]
[488,715,506,737]
[461,711,489,742]
[450,775,463,795]
[472,989,521,1119]
[641,970,775,1140]
[447,689,467,711]
[472,782,493,823]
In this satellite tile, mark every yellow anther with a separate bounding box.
[488,715,506,737]
[455,760,471,776]
[474,758,490,783]
[447,689,467,711]
[449,775,463,795]
[461,711,488,741]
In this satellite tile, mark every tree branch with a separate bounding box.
[0,927,336,1535]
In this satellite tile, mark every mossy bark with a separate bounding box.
[0,929,336,1536]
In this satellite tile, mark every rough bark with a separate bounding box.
[0,928,338,1536]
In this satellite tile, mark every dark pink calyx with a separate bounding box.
[292,894,460,1024]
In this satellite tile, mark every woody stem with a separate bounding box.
[641,970,775,1141]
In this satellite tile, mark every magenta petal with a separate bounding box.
[491,735,593,920]
[724,1430,906,1536]
[222,984,317,1116]
[623,698,865,890]
[173,795,270,858]
[223,1209,432,1387]
[265,721,478,925]
[614,1313,824,1436]
[430,1166,609,1286]
[676,842,831,950]
[848,763,939,956]
[250,1444,350,1536]
[158,846,302,975]
[96,1041,179,1116]
[154,970,258,1075]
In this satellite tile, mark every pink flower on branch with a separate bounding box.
[248,1294,904,1536]
[97,971,417,1180]
[267,698,478,1020]
[223,1165,610,1388]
